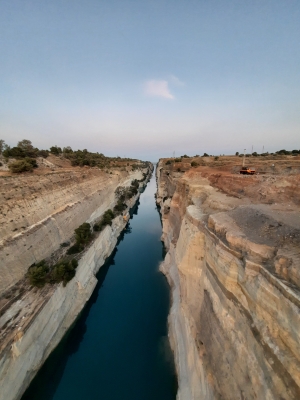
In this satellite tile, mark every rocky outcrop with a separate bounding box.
[0,163,152,400]
[156,160,300,400]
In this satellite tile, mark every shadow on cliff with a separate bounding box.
[21,219,136,400]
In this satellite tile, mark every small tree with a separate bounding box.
[114,200,127,214]
[63,146,73,154]
[17,139,36,157]
[50,259,78,286]
[27,261,49,287]
[75,222,92,245]
[235,152,239,156]
[50,145,62,155]
[0,139,5,155]
[94,209,115,231]
[18,139,32,151]
[67,222,92,254]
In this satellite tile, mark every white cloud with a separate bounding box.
[144,80,174,99]
[169,75,185,86]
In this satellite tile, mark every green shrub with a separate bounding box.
[276,149,289,155]
[8,157,37,173]
[114,200,127,214]
[129,180,139,196]
[66,222,92,254]
[4,146,25,158]
[50,259,78,286]
[67,242,83,254]
[27,258,78,287]
[115,181,139,203]
[94,209,115,231]
[63,146,73,154]
[93,224,101,232]
[191,161,198,167]
[131,179,139,188]
[174,158,181,162]
[27,260,49,287]
[3,140,37,158]
[129,186,138,197]
[50,146,62,155]
[37,149,49,158]
[75,222,91,245]
[26,157,38,167]
[102,209,115,225]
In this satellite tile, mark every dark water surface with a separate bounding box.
[22,172,177,400]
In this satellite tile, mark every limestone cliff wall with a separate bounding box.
[156,161,300,400]
[0,165,152,400]
[0,168,142,294]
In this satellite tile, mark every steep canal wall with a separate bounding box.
[0,164,153,400]
[156,158,300,400]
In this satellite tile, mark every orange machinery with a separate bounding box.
[240,166,256,175]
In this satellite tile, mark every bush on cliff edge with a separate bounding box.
[8,158,37,173]
[67,222,92,254]
[27,259,79,287]
[94,209,115,231]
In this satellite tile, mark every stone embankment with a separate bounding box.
[0,160,153,400]
[156,156,300,400]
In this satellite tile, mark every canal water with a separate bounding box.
[22,171,177,400]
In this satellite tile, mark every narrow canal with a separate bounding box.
[22,170,177,400]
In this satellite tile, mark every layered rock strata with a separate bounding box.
[156,159,300,400]
[0,167,145,293]
[0,164,152,400]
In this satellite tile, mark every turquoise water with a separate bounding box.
[22,172,177,400]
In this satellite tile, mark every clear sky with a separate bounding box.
[0,0,299,161]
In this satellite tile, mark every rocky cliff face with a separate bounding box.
[0,162,152,400]
[0,166,144,294]
[156,158,300,400]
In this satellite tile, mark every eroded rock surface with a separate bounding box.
[156,156,300,400]
[0,159,153,400]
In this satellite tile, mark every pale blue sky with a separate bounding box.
[0,0,299,160]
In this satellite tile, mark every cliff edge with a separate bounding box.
[156,155,300,400]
